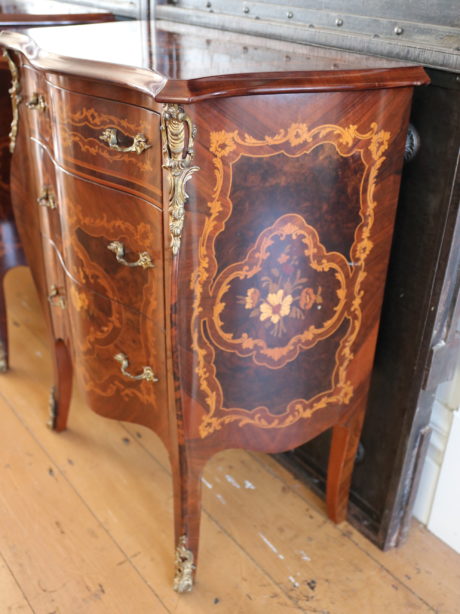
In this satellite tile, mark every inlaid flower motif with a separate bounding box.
[210,130,237,158]
[287,123,309,146]
[236,245,323,337]
[370,128,390,160]
[340,125,358,147]
[70,285,89,312]
[356,238,373,260]
[244,288,260,309]
[300,287,322,310]
[260,290,293,324]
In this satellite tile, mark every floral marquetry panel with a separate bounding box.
[178,90,412,449]
[209,213,351,368]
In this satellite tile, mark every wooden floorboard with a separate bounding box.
[0,267,459,614]
[0,554,34,614]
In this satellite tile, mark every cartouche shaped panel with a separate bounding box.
[176,88,412,451]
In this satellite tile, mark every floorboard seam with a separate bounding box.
[2,289,445,613]
[120,423,309,613]
[248,451,440,613]
[0,548,37,614]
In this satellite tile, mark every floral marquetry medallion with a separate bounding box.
[208,214,350,369]
[191,120,391,438]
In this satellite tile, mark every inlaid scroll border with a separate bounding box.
[207,213,352,368]
[191,121,390,437]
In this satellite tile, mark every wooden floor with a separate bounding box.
[0,267,459,614]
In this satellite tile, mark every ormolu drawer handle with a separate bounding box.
[26,93,47,112]
[114,352,158,383]
[107,241,154,269]
[48,285,65,309]
[99,128,151,155]
[37,188,57,209]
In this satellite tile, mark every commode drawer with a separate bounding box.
[55,166,164,325]
[12,138,62,252]
[65,276,168,433]
[20,63,52,150]
[30,140,62,250]
[48,85,162,205]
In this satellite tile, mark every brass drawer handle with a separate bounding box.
[99,128,151,155]
[114,352,158,383]
[26,93,47,112]
[37,188,57,210]
[48,285,65,309]
[107,241,154,269]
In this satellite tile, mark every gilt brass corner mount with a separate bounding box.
[161,104,199,256]
[3,49,22,154]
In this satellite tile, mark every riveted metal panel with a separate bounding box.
[154,0,460,71]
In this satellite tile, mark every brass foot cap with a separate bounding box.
[173,535,195,593]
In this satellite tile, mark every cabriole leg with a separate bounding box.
[171,451,206,593]
[47,338,73,432]
[326,408,366,523]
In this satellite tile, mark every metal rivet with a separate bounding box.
[243,5,250,13]
[335,18,343,27]
[394,26,404,35]
[286,11,294,19]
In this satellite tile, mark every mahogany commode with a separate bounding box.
[0,0,113,373]
[0,19,428,592]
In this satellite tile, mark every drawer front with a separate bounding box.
[11,138,62,255]
[55,166,164,324]
[49,85,162,205]
[31,141,62,249]
[21,63,52,150]
[65,277,168,436]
